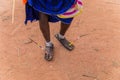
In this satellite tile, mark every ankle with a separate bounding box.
[45,41,53,47]
[58,33,65,39]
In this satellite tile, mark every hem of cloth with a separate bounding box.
[27,0,76,15]
[24,3,74,24]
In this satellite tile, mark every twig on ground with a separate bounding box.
[24,39,33,44]
[105,2,120,5]
[82,74,97,79]
[29,38,44,50]
[12,0,15,23]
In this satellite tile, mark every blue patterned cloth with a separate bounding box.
[25,0,75,24]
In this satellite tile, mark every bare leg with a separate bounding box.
[55,22,74,51]
[60,22,71,36]
[39,12,54,61]
[39,12,50,42]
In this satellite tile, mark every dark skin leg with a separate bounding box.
[39,12,71,42]
[60,22,71,36]
[39,12,50,42]
[57,22,74,51]
[39,12,54,61]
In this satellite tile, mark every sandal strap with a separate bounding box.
[55,34,74,51]
[44,44,54,61]
[45,44,54,53]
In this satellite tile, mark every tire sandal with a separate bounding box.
[44,44,54,61]
[55,34,74,51]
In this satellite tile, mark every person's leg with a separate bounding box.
[39,12,54,61]
[39,12,50,42]
[55,22,74,51]
[60,22,71,36]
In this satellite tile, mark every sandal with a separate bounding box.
[55,34,74,51]
[44,44,54,61]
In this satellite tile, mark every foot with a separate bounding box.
[44,44,54,61]
[55,34,74,51]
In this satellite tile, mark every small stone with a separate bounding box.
[94,48,99,52]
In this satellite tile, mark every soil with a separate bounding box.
[0,0,120,80]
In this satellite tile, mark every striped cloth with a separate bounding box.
[24,0,82,24]
[58,0,83,18]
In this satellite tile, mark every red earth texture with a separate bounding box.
[0,0,120,80]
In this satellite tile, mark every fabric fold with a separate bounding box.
[25,0,76,24]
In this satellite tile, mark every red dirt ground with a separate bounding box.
[0,0,120,80]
